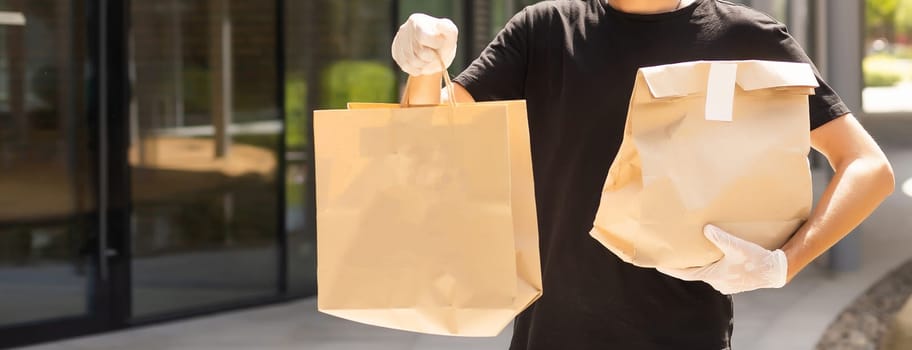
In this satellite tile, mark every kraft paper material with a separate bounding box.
[314,84,541,336]
[591,60,819,269]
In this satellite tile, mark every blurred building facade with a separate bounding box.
[0,0,908,348]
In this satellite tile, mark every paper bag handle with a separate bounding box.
[400,52,457,109]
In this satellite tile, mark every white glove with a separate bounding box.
[656,224,789,295]
[391,13,458,76]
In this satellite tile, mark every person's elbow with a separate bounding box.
[852,150,896,200]
[871,153,896,199]
[812,114,895,199]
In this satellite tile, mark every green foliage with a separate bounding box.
[864,55,906,87]
[868,0,899,30]
[897,0,912,35]
[866,69,903,87]
[180,66,274,117]
[285,76,308,149]
[867,0,912,40]
[183,67,211,115]
[319,60,396,109]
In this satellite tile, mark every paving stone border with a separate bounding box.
[816,259,912,350]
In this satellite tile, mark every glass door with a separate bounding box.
[0,0,289,346]
[128,0,283,319]
[0,0,107,346]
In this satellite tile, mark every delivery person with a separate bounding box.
[392,0,895,349]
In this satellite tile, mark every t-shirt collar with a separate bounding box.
[601,0,704,21]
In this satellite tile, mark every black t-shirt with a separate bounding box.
[453,0,849,349]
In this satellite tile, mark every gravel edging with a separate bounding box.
[816,259,912,350]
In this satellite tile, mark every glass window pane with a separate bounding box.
[283,0,398,295]
[129,0,281,317]
[0,0,95,327]
[863,0,912,114]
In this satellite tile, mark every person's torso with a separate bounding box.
[509,1,781,349]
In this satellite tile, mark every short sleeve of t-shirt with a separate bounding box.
[454,2,850,131]
[453,8,529,101]
[739,13,851,130]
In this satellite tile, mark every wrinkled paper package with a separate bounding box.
[591,60,819,269]
[313,79,542,337]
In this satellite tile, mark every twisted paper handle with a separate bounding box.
[400,51,457,108]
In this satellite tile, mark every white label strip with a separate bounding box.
[0,12,25,26]
[705,63,738,122]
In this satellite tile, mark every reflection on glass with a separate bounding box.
[863,0,912,113]
[0,0,94,327]
[129,0,280,317]
[283,0,398,295]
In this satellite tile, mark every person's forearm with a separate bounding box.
[405,73,442,105]
[781,157,894,280]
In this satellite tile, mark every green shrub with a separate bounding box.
[320,60,397,109]
[285,76,309,149]
[182,67,211,115]
[864,55,907,87]
[866,70,903,87]
[181,66,275,117]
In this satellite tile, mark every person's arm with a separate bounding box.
[396,5,533,105]
[657,114,894,294]
[391,12,477,105]
[782,113,895,280]
[392,13,462,106]
[656,13,895,295]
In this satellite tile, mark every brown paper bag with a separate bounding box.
[313,75,541,337]
[591,60,819,269]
